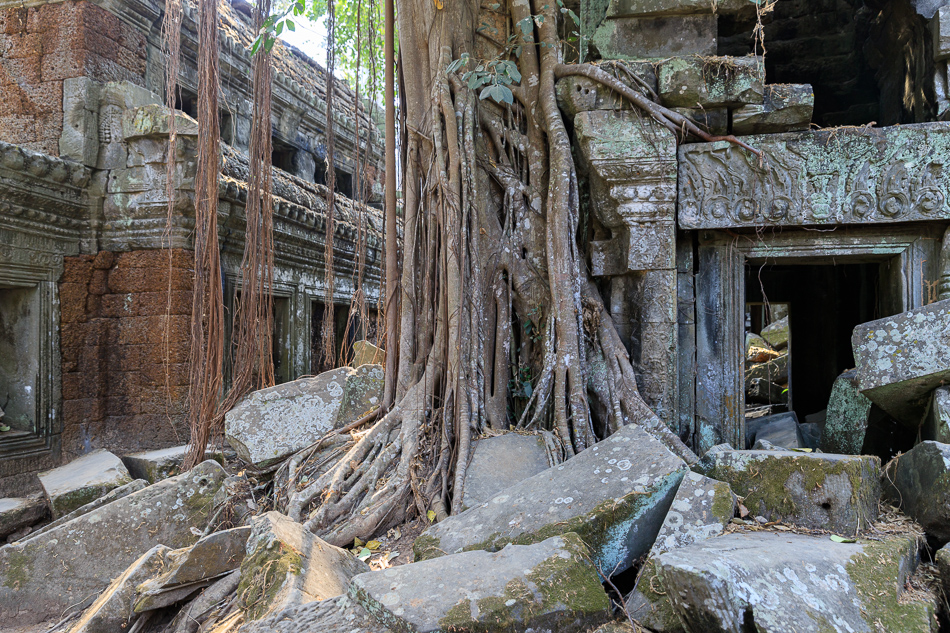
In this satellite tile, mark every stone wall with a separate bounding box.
[60,250,193,458]
[0,0,146,154]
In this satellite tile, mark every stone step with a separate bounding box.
[38,449,133,519]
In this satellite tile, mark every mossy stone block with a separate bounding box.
[883,441,950,544]
[39,449,133,519]
[658,56,764,108]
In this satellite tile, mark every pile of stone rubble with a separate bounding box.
[2,304,949,633]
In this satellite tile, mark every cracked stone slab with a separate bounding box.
[0,460,226,627]
[658,56,765,109]
[239,593,392,633]
[353,533,609,633]
[883,441,950,544]
[414,423,687,574]
[922,387,950,443]
[121,446,225,483]
[696,450,880,534]
[852,298,950,425]
[39,449,133,519]
[461,432,552,510]
[0,497,47,540]
[732,84,814,135]
[656,531,936,632]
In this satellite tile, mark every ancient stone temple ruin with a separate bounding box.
[0,0,384,492]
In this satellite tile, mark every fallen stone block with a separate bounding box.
[461,432,551,509]
[921,386,950,443]
[0,496,47,540]
[555,68,658,118]
[696,450,880,534]
[671,106,728,135]
[134,526,252,612]
[237,512,370,621]
[732,84,814,135]
[658,56,764,109]
[606,0,752,16]
[934,6,950,61]
[883,441,950,544]
[748,411,800,449]
[22,479,148,544]
[798,422,821,449]
[626,473,735,632]
[592,15,717,59]
[39,449,133,518]
[414,423,687,573]
[226,365,383,467]
[165,570,242,633]
[751,438,791,451]
[656,531,936,632]
[746,378,787,405]
[821,369,874,454]
[937,542,950,598]
[240,593,392,633]
[0,460,227,627]
[852,298,950,424]
[69,545,172,633]
[744,352,788,385]
[760,315,789,349]
[353,533,609,633]
[352,340,385,367]
[122,445,224,483]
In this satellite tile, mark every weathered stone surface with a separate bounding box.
[606,0,752,16]
[746,378,787,405]
[555,68,658,117]
[883,441,950,543]
[625,473,734,633]
[237,512,370,621]
[679,123,950,229]
[852,299,950,424]
[671,106,729,135]
[749,412,801,449]
[821,369,874,454]
[760,316,789,349]
[0,497,47,539]
[352,340,385,367]
[0,460,226,626]
[240,593,392,633]
[354,533,609,633]
[22,479,148,544]
[227,366,382,467]
[732,84,814,135]
[799,422,821,449]
[744,352,788,384]
[922,387,950,443]
[166,570,242,633]
[751,438,791,451]
[934,7,950,60]
[696,450,880,534]
[462,432,551,510]
[39,449,134,518]
[937,542,950,597]
[135,526,252,611]
[70,545,172,633]
[414,423,687,574]
[658,56,764,108]
[592,15,717,59]
[122,445,223,483]
[657,532,936,632]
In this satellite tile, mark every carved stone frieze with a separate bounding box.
[678,122,950,229]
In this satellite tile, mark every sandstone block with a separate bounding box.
[671,106,728,134]
[122,445,224,483]
[696,450,880,534]
[414,423,687,574]
[338,364,384,424]
[0,496,47,539]
[351,339,385,367]
[883,441,950,544]
[0,460,226,627]
[39,449,133,518]
[461,432,551,509]
[922,387,950,443]
[821,369,874,454]
[22,479,148,543]
[657,532,936,632]
[852,298,950,424]
[607,0,753,17]
[237,512,369,621]
[658,56,765,109]
[748,411,801,449]
[934,7,950,61]
[593,15,716,59]
[555,67,657,117]
[760,315,788,349]
[239,594,392,633]
[744,352,788,384]
[353,533,609,633]
[732,84,814,135]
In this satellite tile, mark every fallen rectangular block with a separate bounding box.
[696,449,880,534]
[922,387,950,443]
[852,298,950,425]
[353,533,609,633]
[593,15,717,59]
[821,369,873,454]
[122,445,223,483]
[413,423,687,574]
[732,84,814,135]
[39,449,133,518]
[240,594,392,633]
[656,531,936,632]
[0,497,47,540]
[0,460,226,627]
[658,56,765,108]
[462,432,551,510]
[883,441,950,544]
[934,7,950,61]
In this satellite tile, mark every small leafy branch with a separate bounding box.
[251,0,307,55]
[447,53,521,105]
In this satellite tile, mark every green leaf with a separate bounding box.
[357,547,372,560]
[479,85,493,101]
[507,63,521,83]
[490,2,500,7]
[250,36,262,56]
[426,509,437,522]
[830,535,856,543]
[523,382,533,398]
[566,8,579,23]
[517,17,533,36]
[276,21,284,35]
[286,19,296,31]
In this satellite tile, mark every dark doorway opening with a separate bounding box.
[0,285,39,440]
[311,301,350,375]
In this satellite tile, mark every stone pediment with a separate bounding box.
[678,122,950,229]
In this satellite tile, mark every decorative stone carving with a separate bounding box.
[679,123,950,230]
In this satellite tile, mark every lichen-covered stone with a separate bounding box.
[39,449,134,518]
[606,0,752,16]
[414,423,687,574]
[22,479,148,544]
[237,512,370,622]
[0,497,47,540]
[122,445,225,483]
[658,56,765,108]
[462,432,551,509]
[226,366,382,467]
[353,533,610,633]
[936,542,950,597]
[625,472,735,632]
[555,69,657,117]
[922,387,950,443]
[744,352,788,384]
[852,298,950,424]
[671,106,729,135]
[696,450,880,534]
[883,441,950,544]
[760,316,789,350]
[70,545,172,633]
[821,369,874,454]
[656,531,937,632]
[0,460,226,627]
[732,84,814,135]
[592,15,717,59]
[240,593,393,633]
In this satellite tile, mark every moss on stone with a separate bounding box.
[846,537,937,632]
[412,534,442,561]
[2,549,32,590]
[237,541,303,620]
[709,482,736,524]
[633,559,684,633]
